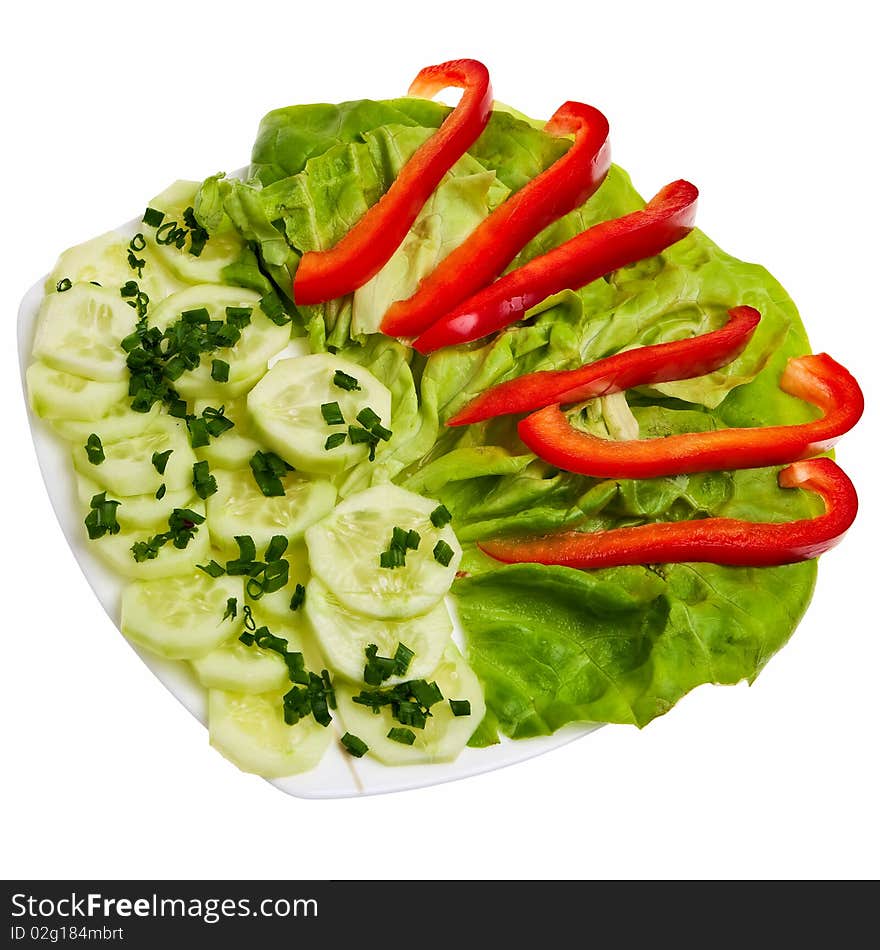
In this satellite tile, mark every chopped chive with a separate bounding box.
[151,449,172,475]
[56,278,72,292]
[242,605,256,631]
[121,331,141,353]
[324,432,347,450]
[264,535,289,562]
[341,733,368,758]
[356,407,382,430]
[225,306,252,328]
[186,417,210,448]
[83,491,121,540]
[372,423,393,442]
[84,434,105,465]
[449,699,472,717]
[210,359,229,382]
[120,280,139,298]
[333,370,361,392]
[127,249,145,276]
[410,680,444,708]
[222,597,238,622]
[192,460,217,499]
[321,402,345,426]
[430,504,452,528]
[387,727,416,746]
[261,559,290,594]
[394,643,414,676]
[433,539,454,567]
[249,450,289,497]
[181,307,210,325]
[129,233,146,252]
[260,291,289,326]
[395,701,428,730]
[289,583,306,611]
[234,536,257,562]
[197,560,226,577]
[405,529,421,550]
[246,576,264,600]
[155,484,166,500]
[168,399,189,418]
[142,207,165,228]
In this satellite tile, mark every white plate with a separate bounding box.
[16,182,602,798]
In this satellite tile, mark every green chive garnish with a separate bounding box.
[324,432,347,450]
[449,699,472,717]
[56,278,72,292]
[197,560,226,577]
[341,733,368,758]
[211,359,229,382]
[155,484,166,500]
[129,233,146,252]
[192,460,217,499]
[85,434,105,465]
[387,727,416,745]
[152,449,172,475]
[142,207,165,228]
[321,402,345,426]
[289,583,306,611]
[333,370,361,391]
[430,504,452,528]
[222,597,238,622]
[433,540,454,567]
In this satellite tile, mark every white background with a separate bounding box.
[2,0,878,880]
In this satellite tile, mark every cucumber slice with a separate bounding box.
[304,578,453,684]
[149,285,289,400]
[46,230,184,303]
[33,283,138,381]
[121,572,244,659]
[76,473,196,529]
[206,468,336,556]
[209,689,332,778]
[192,640,290,693]
[72,416,195,496]
[335,644,485,765]
[245,541,311,621]
[144,181,244,285]
[247,354,392,475]
[50,402,160,444]
[27,362,128,422]
[192,397,262,469]
[305,483,461,620]
[90,509,210,579]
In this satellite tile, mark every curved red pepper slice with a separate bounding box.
[413,179,698,353]
[478,457,858,568]
[448,306,760,426]
[380,101,611,337]
[517,352,863,478]
[292,58,493,306]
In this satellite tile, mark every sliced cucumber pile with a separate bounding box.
[335,644,485,766]
[248,353,392,475]
[305,483,461,619]
[121,572,243,659]
[29,179,487,780]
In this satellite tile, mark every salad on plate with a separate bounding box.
[21,59,863,788]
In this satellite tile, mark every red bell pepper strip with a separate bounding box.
[412,179,698,353]
[478,457,858,568]
[448,306,760,426]
[292,58,493,306]
[517,352,863,478]
[380,101,611,337]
